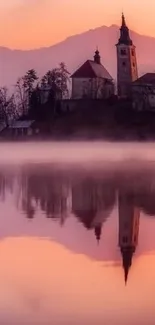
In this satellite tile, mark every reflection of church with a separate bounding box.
[72,179,141,283]
[15,169,147,284]
[118,190,140,284]
[72,179,115,242]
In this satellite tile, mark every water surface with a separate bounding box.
[0,142,155,324]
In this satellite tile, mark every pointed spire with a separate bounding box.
[94,48,101,64]
[94,225,102,244]
[124,263,129,285]
[121,247,135,285]
[121,12,126,27]
[117,13,133,46]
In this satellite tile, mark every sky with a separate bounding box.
[0,0,155,49]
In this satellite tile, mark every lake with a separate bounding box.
[1,141,155,324]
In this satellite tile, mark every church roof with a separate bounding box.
[71,60,113,80]
[133,73,155,85]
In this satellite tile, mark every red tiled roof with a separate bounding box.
[133,73,155,85]
[71,60,112,80]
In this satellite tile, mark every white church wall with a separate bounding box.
[72,77,114,99]
[72,78,93,99]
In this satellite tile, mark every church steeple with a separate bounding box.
[94,48,101,64]
[118,13,133,46]
[116,13,138,98]
[121,12,126,27]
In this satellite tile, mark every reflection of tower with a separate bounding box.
[118,191,140,284]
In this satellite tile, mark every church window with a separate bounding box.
[121,49,126,55]
[122,61,126,66]
[133,62,135,67]
[132,50,134,56]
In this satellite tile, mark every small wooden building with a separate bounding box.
[7,120,38,137]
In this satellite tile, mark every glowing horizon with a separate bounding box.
[0,1,155,49]
[0,236,155,324]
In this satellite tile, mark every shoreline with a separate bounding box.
[0,135,154,142]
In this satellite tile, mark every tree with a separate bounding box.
[15,77,28,116]
[29,85,43,120]
[15,69,38,117]
[42,62,70,99]
[0,64,69,126]
[0,87,18,126]
[23,69,38,98]
[57,62,70,98]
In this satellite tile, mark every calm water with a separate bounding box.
[1,142,155,324]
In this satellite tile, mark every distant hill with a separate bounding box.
[1,24,155,88]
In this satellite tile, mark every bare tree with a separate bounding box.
[0,87,18,127]
[15,78,28,116]
[15,69,38,117]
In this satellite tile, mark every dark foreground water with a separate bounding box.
[1,142,155,324]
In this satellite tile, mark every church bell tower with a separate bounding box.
[116,13,138,98]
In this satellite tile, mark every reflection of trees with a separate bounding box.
[16,170,155,224]
[2,166,155,226]
[135,187,155,217]
[72,178,116,237]
[0,172,14,201]
[17,171,117,234]
[19,173,36,219]
[18,171,72,223]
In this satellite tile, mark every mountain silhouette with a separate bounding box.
[1,24,155,88]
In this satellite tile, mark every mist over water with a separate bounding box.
[1,141,155,166]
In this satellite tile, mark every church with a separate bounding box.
[71,13,139,100]
[71,49,114,99]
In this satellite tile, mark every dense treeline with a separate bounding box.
[0,62,70,126]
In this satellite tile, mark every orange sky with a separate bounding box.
[0,0,155,49]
